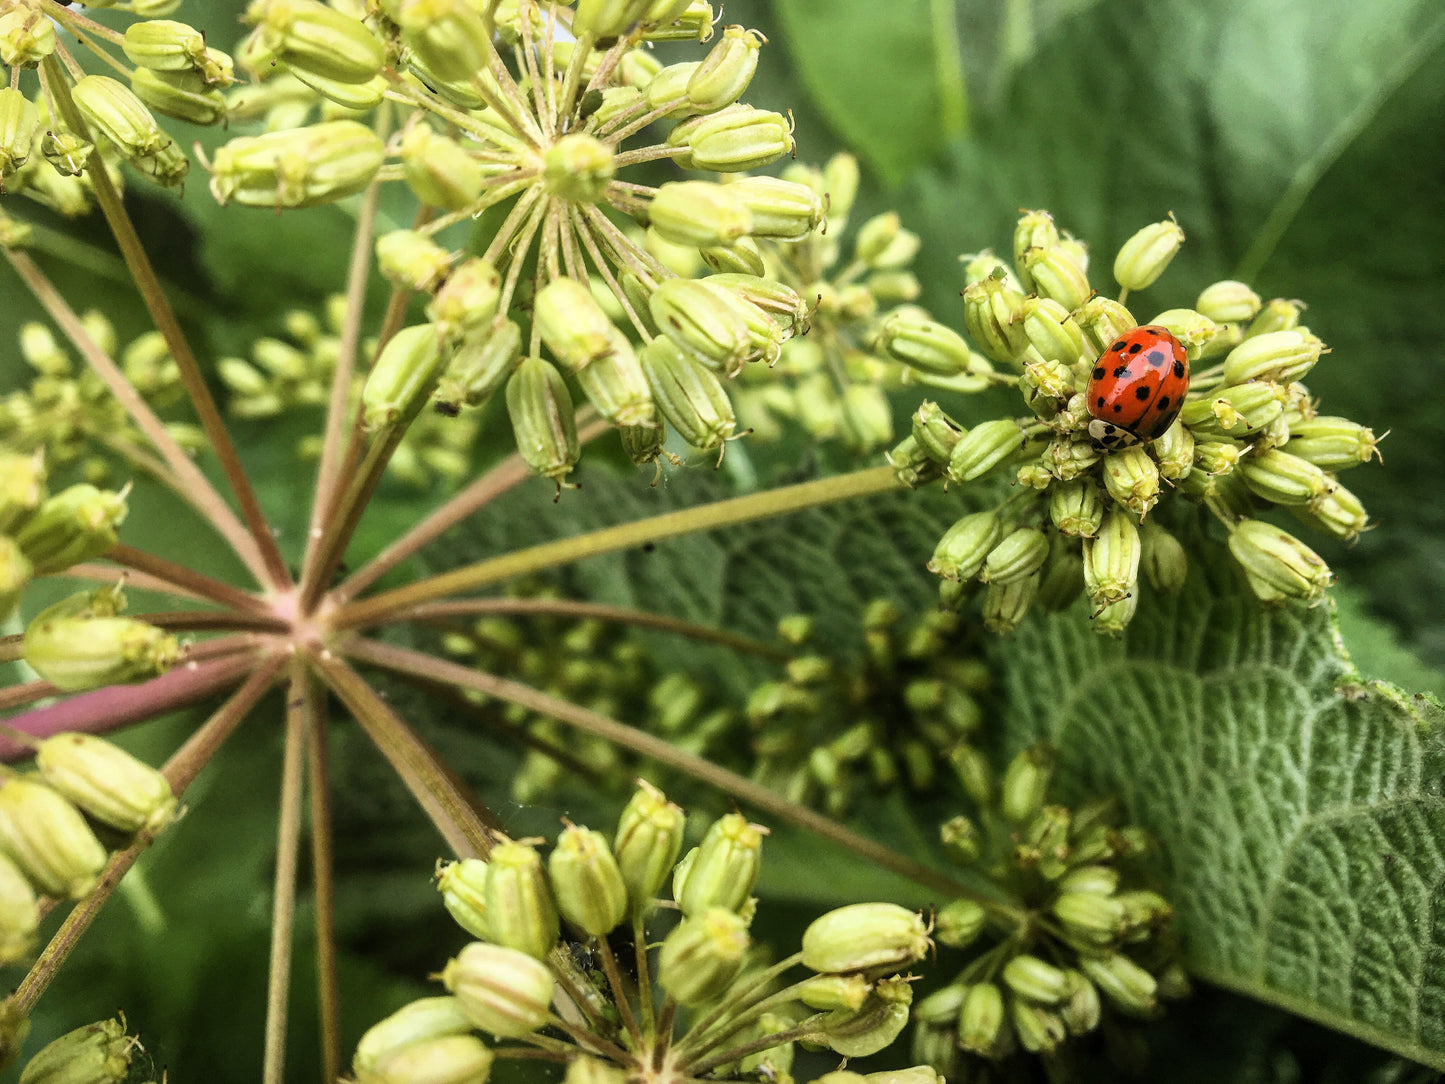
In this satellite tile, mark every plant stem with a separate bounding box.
[9,656,283,1014]
[40,58,291,591]
[311,653,503,858]
[262,660,309,1084]
[373,597,789,660]
[334,416,610,602]
[345,638,1005,908]
[133,610,291,634]
[106,543,269,614]
[335,466,901,628]
[305,675,342,1084]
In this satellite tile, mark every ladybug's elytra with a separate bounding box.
[1085,325,1189,449]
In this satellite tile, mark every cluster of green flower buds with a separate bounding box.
[0,730,176,966]
[901,209,1378,632]
[1,314,198,484]
[910,742,1186,1074]
[353,779,930,1083]
[10,1014,154,1084]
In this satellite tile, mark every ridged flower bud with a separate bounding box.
[1084,509,1141,607]
[1002,954,1071,1005]
[684,106,794,172]
[1196,279,1261,324]
[911,401,964,464]
[1222,328,1324,385]
[1291,483,1369,541]
[506,357,580,490]
[1114,217,1185,293]
[960,248,1017,289]
[1052,891,1127,946]
[981,527,1049,585]
[484,840,560,959]
[816,978,912,1057]
[640,337,737,451]
[1227,520,1332,603]
[17,1017,133,1084]
[1076,295,1139,355]
[400,125,485,212]
[1249,298,1305,336]
[1283,416,1380,471]
[548,824,628,938]
[1238,448,1332,506]
[1020,246,1090,311]
[442,941,553,1037]
[801,903,930,974]
[36,732,174,833]
[1010,996,1066,1053]
[573,0,650,40]
[701,236,766,276]
[394,0,491,84]
[574,332,654,428]
[71,75,167,160]
[0,849,38,964]
[1012,210,1059,291]
[928,512,1001,583]
[1050,479,1103,537]
[947,419,1026,483]
[13,484,125,574]
[1022,296,1088,365]
[541,133,614,202]
[122,20,208,73]
[23,608,178,693]
[962,273,1029,363]
[658,906,749,1004]
[376,230,452,293]
[362,324,446,429]
[648,180,752,247]
[686,26,762,111]
[534,277,613,373]
[129,68,227,126]
[651,278,767,376]
[1180,381,1285,440]
[612,780,683,914]
[0,88,38,178]
[723,176,823,240]
[958,982,1007,1056]
[209,120,384,208]
[1077,953,1157,1017]
[0,4,57,68]
[1151,417,1194,481]
[1139,522,1188,594]
[352,996,474,1077]
[1102,444,1161,520]
[796,973,872,1012]
[876,313,975,377]
[254,0,384,84]
[705,274,807,332]
[1001,743,1054,826]
[436,858,491,940]
[676,812,763,915]
[934,897,986,950]
[0,777,108,899]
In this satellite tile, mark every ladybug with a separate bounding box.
[1085,324,1189,449]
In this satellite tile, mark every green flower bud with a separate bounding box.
[640,336,737,451]
[1138,522,1188,594]
[648,180,752,247]
[1227,519,1332,603]
[428,259,503,343]
[14,484,125,576]
[835,383,891,453]
[0,88,38,178]
[1021,245,1091,311]
[983,572,1038,632]
[876,313,976,377]
[1222,328,1323,385]
[934,897,986,949]
[1114,217,1185,293]
[1291,482,1369,541]
[0,849,38,965]
[353,996,474,1076]
[362,324,446,429]
[796,973,872,1012]
[129,67,226,127]
[1283,416,1381,471]
[960,248,1017,290]
[540,132,614,202]
[981,527,1049,585]
[700,237,766,276]
[506,357,581,490]
[864,1068,944,1084]
[855,212,920,268]
[122,19,208,73]
[0,450,45,535]
[23,608,178,693]
[1084,508,1141,609]
[612,779,683,914]
[71,75,167,160]
[686,26,762,111]
[255,0,384,84]
[484,840,560,959]
[910,401,964,464]
[18,1017,133,1084]
[0,777,108,899]
[948,419,1027,483]
[654,278,777,374]
[1001,743,1054,826]
[1077,953,1157,1017]
[1036,537,1086,612]
[683,105,794,173]
[658,906,749,1004]
[1075,296,1139,355]
[1102,444,1161,521]
[888,435,944,489]
[704,273,807,332]
[359,1034,493,1084]
[441,941,553,1038]
[572,332,653,428]
[1,5,56,68]
[1050,479,1103,537]
[1009,996,1066,1054]
[1196,279,1261,324]
[1022,296,1088,365]
[801,902,930,974]
[722,176,823,240]
[928,511,1002,583]
[534,277,613,374]
[820,151,860,224]
[1058,972,1104,1036]
[394,0,491,84]
[209,119,384,208]
[1148,306,1219,358]
[1238,447,1333,506]
[1194,439,1244,476]
[817,978,911,1057]
[400,125,485,212]
[1248,298,1305,336]
[376,230,453,293]
[436,858,491,940]
[1151,417,1194,481]
[1180,381,1285,440]
[572,0,648,39]
[1012,209,1059,290]
[548,824,628,938]
[676,812,763,915]
[915,984,965,1026]
[962,273,1029,364]
[35,732,175,833]
[564,1057,628,1084]
[1052,890,1127,946]
[957,982,1007,1056]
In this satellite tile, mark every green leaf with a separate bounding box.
[994,551,1445,1070]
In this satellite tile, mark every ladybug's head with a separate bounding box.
[1087,418,1142,451]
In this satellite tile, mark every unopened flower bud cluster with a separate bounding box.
[897,209,1379,633]
[910,742,1186,1073]
[351,778,933,1084]
[0,729,176,969]
[9,1014,150,1084]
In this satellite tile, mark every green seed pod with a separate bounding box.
[927,511,1002,583]
[1102,444,1161,521]
[400,125,485,212]
[549,824,628,938]
[1077,952,1158,1017]
[1084,509,1141,608]
[394,0,491,84]
[0,88,38,178]
[1009,995,1066,1054]
[1050,479,1103,537]
[1238,447,1333,506]
[962,273,1029,364]
[981,527,1049,586]
[129,67,226,127]
[255,0,384,85]
[648,179,752,247]
[1114,217,1185,293]
[1021,246,1091,311]
[957,981,1007,1056]
[1001,743,1054,826]
[375,229,453,293]
[441,941,554,1037]
[677,812,764,916]
[208,119,384,208]
[911,401,964,464]
[1227,519,1332,603]
[640,336,737,450]
[801,903,930,974]
[18,1017,133,1084]
[484,840,561,959]
[71,75,167,159]
[1223,328,1323,385]
[876,313,975,377]
[1075,296,1138,355]
[505,357,581,488]
[722,176,823,240]
[658,907,750,1005]
[816,978,912,1057]
[1196,279,1261,324]
[1282,416,1380,471]
[436,858,491,940]
[1022,295,1088,365]
[0,777,108,899]
[1151,417,1194,480]
[362,324,446,430]
[1012,209,1059,292]
[35,732,175,833]
[947,419,1026,483]
[686,25,762,111]
[1140,522,1188,594]
[613,779,684,914]
[534,277,614,374]
[352,996,475,1076]
[14,484,126,575]
[934,897,986,950]
[1290,482,1369,541]
[796,973,872,1012]
[428,258,503,342]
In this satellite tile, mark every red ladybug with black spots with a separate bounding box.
[1085,325,1189,449]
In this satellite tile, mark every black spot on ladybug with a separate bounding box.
[1112,365,1131,378]
[1134,385,1152,401]
[1092,366,1105,380]
[1147,350,1166,367]
[1096,396,1106,408]
[1112,404,1123,413]
[1156,395,1170,411]
[1127,342,1143,353]
[1173,360,1185,378]
[1111,343,1127,352]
